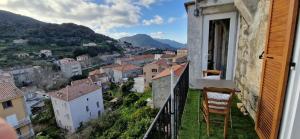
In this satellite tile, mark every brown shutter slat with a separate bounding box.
[255,0,299,139]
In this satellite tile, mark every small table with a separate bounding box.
[194,79,241,92]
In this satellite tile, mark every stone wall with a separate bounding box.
[234,0,270,119]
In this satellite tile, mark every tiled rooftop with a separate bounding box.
[49,79,100,101]
[0,82,23,102]
[113,64,141,72]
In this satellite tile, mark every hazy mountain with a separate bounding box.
[120,34,175,50]
[155,38,186,49]
[0,10,115,46]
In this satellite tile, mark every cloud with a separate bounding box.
[150,31,164,38]
[109,32,134,39]
[142,15,164,26]
[0,0,143,34]
[167,17,176,23]
[137,0,156,7]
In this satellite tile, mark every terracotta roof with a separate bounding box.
[114,64,142,72]
[0,82,24,102]
[153,63,187,80]
[71,78,93,86]
[118,54,154,62]
[101,64,121,69]
[89,69,102,76]
[50,79,100,101]
[89,73,108,82]
[59,58,79,64]
[145,59,171,68]
[161,54,176,58]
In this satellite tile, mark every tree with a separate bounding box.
[121,78,134,96]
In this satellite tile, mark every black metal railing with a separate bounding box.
[143,96,172,139]
[173,63,189,137]
[144,63,189,139]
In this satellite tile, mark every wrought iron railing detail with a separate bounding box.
[143,96,171,139]
[144,63,189,139]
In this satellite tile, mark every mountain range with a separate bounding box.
[120,34,185,50]
[0,10,114,46]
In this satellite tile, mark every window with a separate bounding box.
[2,101,13,109]
[56,110,60,116]
[86,106,89,112]
[16,128,21,135]
[96,102,99,108]
[86,98,89,101]
[98,110,101,117]
[152,69,158,73]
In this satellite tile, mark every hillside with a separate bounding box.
[155,38,186,49]
[0,10,115,46]
[120,34,174,50]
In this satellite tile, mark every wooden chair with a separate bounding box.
[201,87,235,138]
[203,70,222,80]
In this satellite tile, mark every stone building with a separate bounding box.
[185,0,267,119]
[59,58,82,78]
[112,64,142,83]
[143,59,172,87]
[152,64,186,108]
[0,79,34,138]
[76,55,91,69]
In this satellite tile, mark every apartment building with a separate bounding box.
[49,79,104,133]
[113,64,142,83]
[176,48,188,57]
[0,80,34,138]
[59,58,82,78]
[143,59,172,87]
[76,55,91,68]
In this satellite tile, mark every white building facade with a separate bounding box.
[50,82,104,133]
[59,58,82,78]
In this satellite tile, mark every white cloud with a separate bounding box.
[142,15,164,26]
[167,17,176,23]
[150,31,164,38]
[109,32,134,39]
[0,0,143,35]
[137,0,156,7]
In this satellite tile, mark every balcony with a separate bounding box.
[14,117,31,129]
[18,129,34,139]
[144,63,258,138]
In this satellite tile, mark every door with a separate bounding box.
[255,0,299,139]
[202,12,238,79]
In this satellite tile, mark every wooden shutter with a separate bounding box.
[255,0,298,139]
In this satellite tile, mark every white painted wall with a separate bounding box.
[51,97,73,131]
[51,89,104,133]
[69,89,104,132]
[131,76,145,93]
[279,10,300,139]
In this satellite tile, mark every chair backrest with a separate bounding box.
[203,70,222,80]
[203,87,235,112]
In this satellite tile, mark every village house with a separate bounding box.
[89,69,110,90]
[6,66,41,87]
[76,54,91,68]
[15,53,30,58]
[82,42,97,47]
[176,48,188,57]
[13,39,28,45]
[0,79,34,138]
[99,64,121,80]
[131,76,145,93]
[163,51,176,55]
[40,50,52,57]
[49,79,104,133]
[99,53,120,65]
[20,86,47,116]
[112,64,142,83]
[152,64,187,108]
[143,59,172,87]
[59,58,82,78]
[161,54,176,63]
[115,54,155,66]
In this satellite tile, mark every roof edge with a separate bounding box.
[184,1,195,11]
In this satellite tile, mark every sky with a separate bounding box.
[0,0,188,43]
